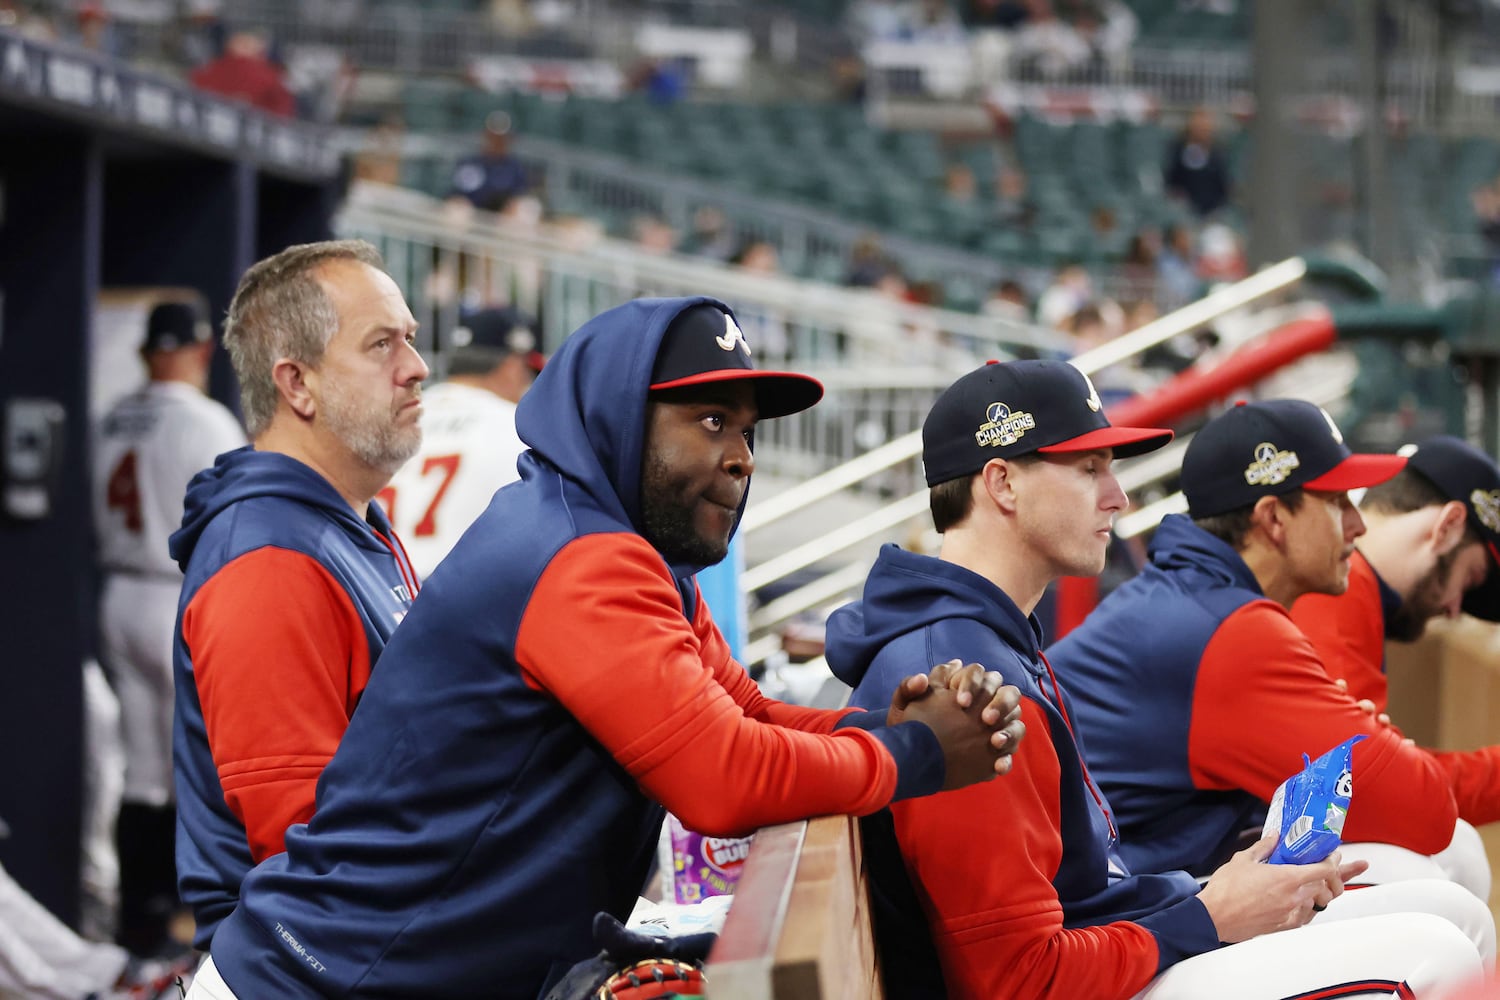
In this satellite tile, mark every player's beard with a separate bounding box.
[320,379,422,474]
[640,450,734,568]
[1388,545,1461,642]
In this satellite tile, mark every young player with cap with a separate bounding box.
[1290,434,1500,897]
[380,305,543,578]
[184,297,1027,1000]
[828,368,1489,1000]
[92,293,246,954]
[1049,401,1498,893]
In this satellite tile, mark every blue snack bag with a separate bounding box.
[1261,734,1367,865]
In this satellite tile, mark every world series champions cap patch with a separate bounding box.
[1182,399,1406,518]
[921,360,1172,487]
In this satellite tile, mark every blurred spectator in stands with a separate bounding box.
[627,57,688,106]
[444,111,528,215]
[631,214,679,255]
[731,241,790,359]
[70,2,123,58]
[0,0,57,40]
[992,163,1034,229]
[1124,297,1160,332]
[850,0,967,42]
[681,206,737,263]
[732,239,781,275]
[1089,203,1121,251]
[943,162,980,205]
[353,114,406,187]
[982,278,1032,322]
[969,0,1032,28]
[1196,220,1247,284]
[847,233,897,287]
[1164,106,1232,217]
[190,29,295,118]
[834,50,870,104]
[1037,261,1091,329]
[172,0,225,70]
[1472,179,1500,286]
[1039,263,1125,334]
[1121,227,1161,303]
[1066,0,1138,72]
[1157,222,1201,308]
[1064,302,1112,353]
[449,112,530,214]
[1014,0,1092,77]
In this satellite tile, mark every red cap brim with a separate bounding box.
[1302,453,1407,492]
[1036,425,1175,459]
[649,369,824,419]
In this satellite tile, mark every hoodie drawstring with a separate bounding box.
[1040,651,1117,843]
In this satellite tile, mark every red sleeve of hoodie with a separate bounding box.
[1189,602,1458,855]
[513,532,898,836]
[1292,556,1500,826]
[686,576,870,734]
[1290,552,1390,713]
[182,547,372,861]
[895,698,1161,1000]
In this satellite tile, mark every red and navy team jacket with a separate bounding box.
[829,544,1220,1000]
[1047,514,1463,879]
[168,447,419,948]
[205,297,949,1000]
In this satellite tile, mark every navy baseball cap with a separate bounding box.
[921,359,1173,487]
[1400,435,1500,621]
[143,299,212,353]
[649,303,823,420]
[1182,399,1407,518]
[453,306,545,371]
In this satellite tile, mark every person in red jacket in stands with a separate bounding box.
[189,29,295,118]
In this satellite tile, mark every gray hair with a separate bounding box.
[223,239,386,435]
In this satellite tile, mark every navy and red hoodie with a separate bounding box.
[827,544,1219,1000]
[169,447,419,949]
[205,296,948,999]
[1046,514,1465,879]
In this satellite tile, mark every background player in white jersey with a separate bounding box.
[92,295,246,955]
[379,306,541,578]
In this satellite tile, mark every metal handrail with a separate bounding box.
[741,256,1311,540]
[338,181,1060,358]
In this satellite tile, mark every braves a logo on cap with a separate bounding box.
[1471,488,1500,534]
[975,402,1036,449]
[1244,441,1301,486]
[715,314,751,356]
[1319,406,1345,444]
[1082,372,1103,413]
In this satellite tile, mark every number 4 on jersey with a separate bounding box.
[107,450,144,533]
[377,454,462,537]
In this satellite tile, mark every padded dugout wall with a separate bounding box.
[0,28,338,924]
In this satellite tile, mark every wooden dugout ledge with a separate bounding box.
[705,814,884,1000]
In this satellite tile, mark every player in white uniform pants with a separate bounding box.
[380,306,540,579]
[92,297,246,956]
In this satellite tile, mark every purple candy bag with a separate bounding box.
[665,814,754,905]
